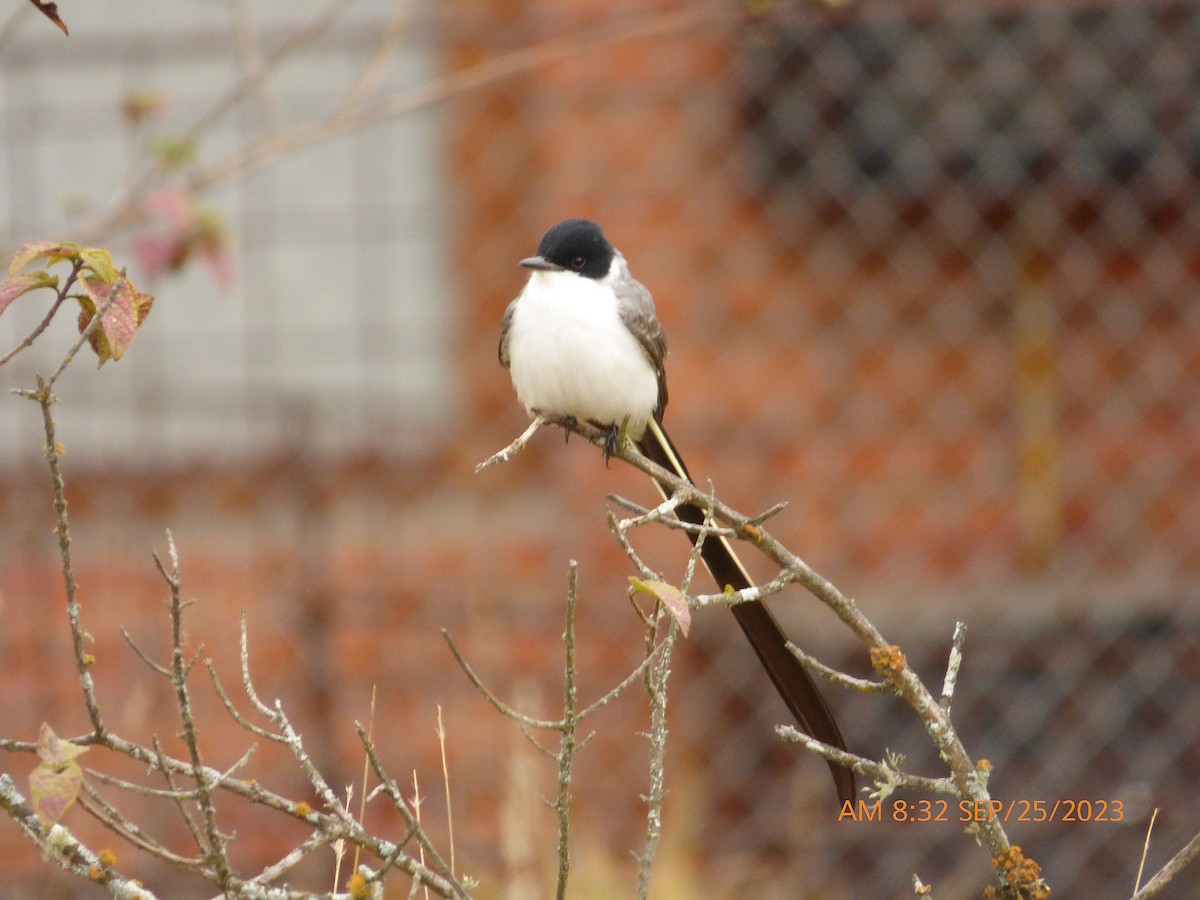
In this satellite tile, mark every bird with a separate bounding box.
[498,217,854,805]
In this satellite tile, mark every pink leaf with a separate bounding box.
[144,188,194,233]
[29,763,83,829]
[132,235,177,282]
[629,577,691,637]
[9,241,79,275]
[30,724,88,830]
[77,277,155,365]
[36,722,88,767]
[0,271,57,316]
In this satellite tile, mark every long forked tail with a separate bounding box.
[636,418,856,805]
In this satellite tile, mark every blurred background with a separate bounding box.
[2,0,1198,896]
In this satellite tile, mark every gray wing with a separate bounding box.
[498,299,517,368]
[616,276,669,419]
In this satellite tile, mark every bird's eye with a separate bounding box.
[570,256,585,270]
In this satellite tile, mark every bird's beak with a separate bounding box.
[519,256,561,271]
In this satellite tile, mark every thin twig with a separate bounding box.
[786,641,891,695]
[86,766,198,802]
[353,685,378,876]
[155,533,233,890]
[576,643,670,720]
[776,725,952,796]
[436,706,455,879]
[204,659,288,743]
[940,622,968,713]
[553,562,580,900]
[249,829,337,887]
[355,725,469,900]
[237,611,278,720]
[1134,808,1159,895]
[690,570,797,610]
[1132,825,1200,899]
[0,775,160,899]
[605,509,660,581]
[45,268,127,389]
[636,617,677,900]
[748,500,789,526]
[441,630,564,730]
[34,373,104,734]
[120,626,172,677]
[77,783,209,871]
[0,259,80,368]
[475,415,547,472]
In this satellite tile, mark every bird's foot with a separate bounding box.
[560,415,579,444]
[600,418,631,467]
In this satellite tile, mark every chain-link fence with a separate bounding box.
[1,1,1198,897]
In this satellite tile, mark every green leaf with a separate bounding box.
[77,276,155,365]
[629,577,691,637]
[30,723,88,830]
[0,270,58,316]
[79,247,118,284]
[9,241,79,275]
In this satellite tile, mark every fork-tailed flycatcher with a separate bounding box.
[498,218,854,805]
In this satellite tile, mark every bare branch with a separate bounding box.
[441,629,564,731]
[939,622,968,714]
[553,562,580,900]
[151,735,205,854]
[786,641,891,695]
[158,531,234,890]
[120,627,171,678]
[475,414,548,472]
[355,725,468,899]
[1132,827,1200,899]
[636,616,677,900]
[77,783,208,872]
[32,374,104,734]
[0,774,161,899]
[485,412,1046,892]
[776,726,953,796]
[0,258,81,368]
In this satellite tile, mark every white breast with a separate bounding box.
[506,270,659,438]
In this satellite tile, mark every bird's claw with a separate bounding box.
[601,424,625,467]
[561,415,579,444]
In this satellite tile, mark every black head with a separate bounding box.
[520,218,614,280]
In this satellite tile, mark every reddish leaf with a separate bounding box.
[77,277,155,364]
[629,577,691,637]
[28,0,68,36]
[145,188,193,231]
[132,235,178,282]
[9,241,79,275]
[135,189,232,288]
[30,724,88,830]
[0,270,58,316]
